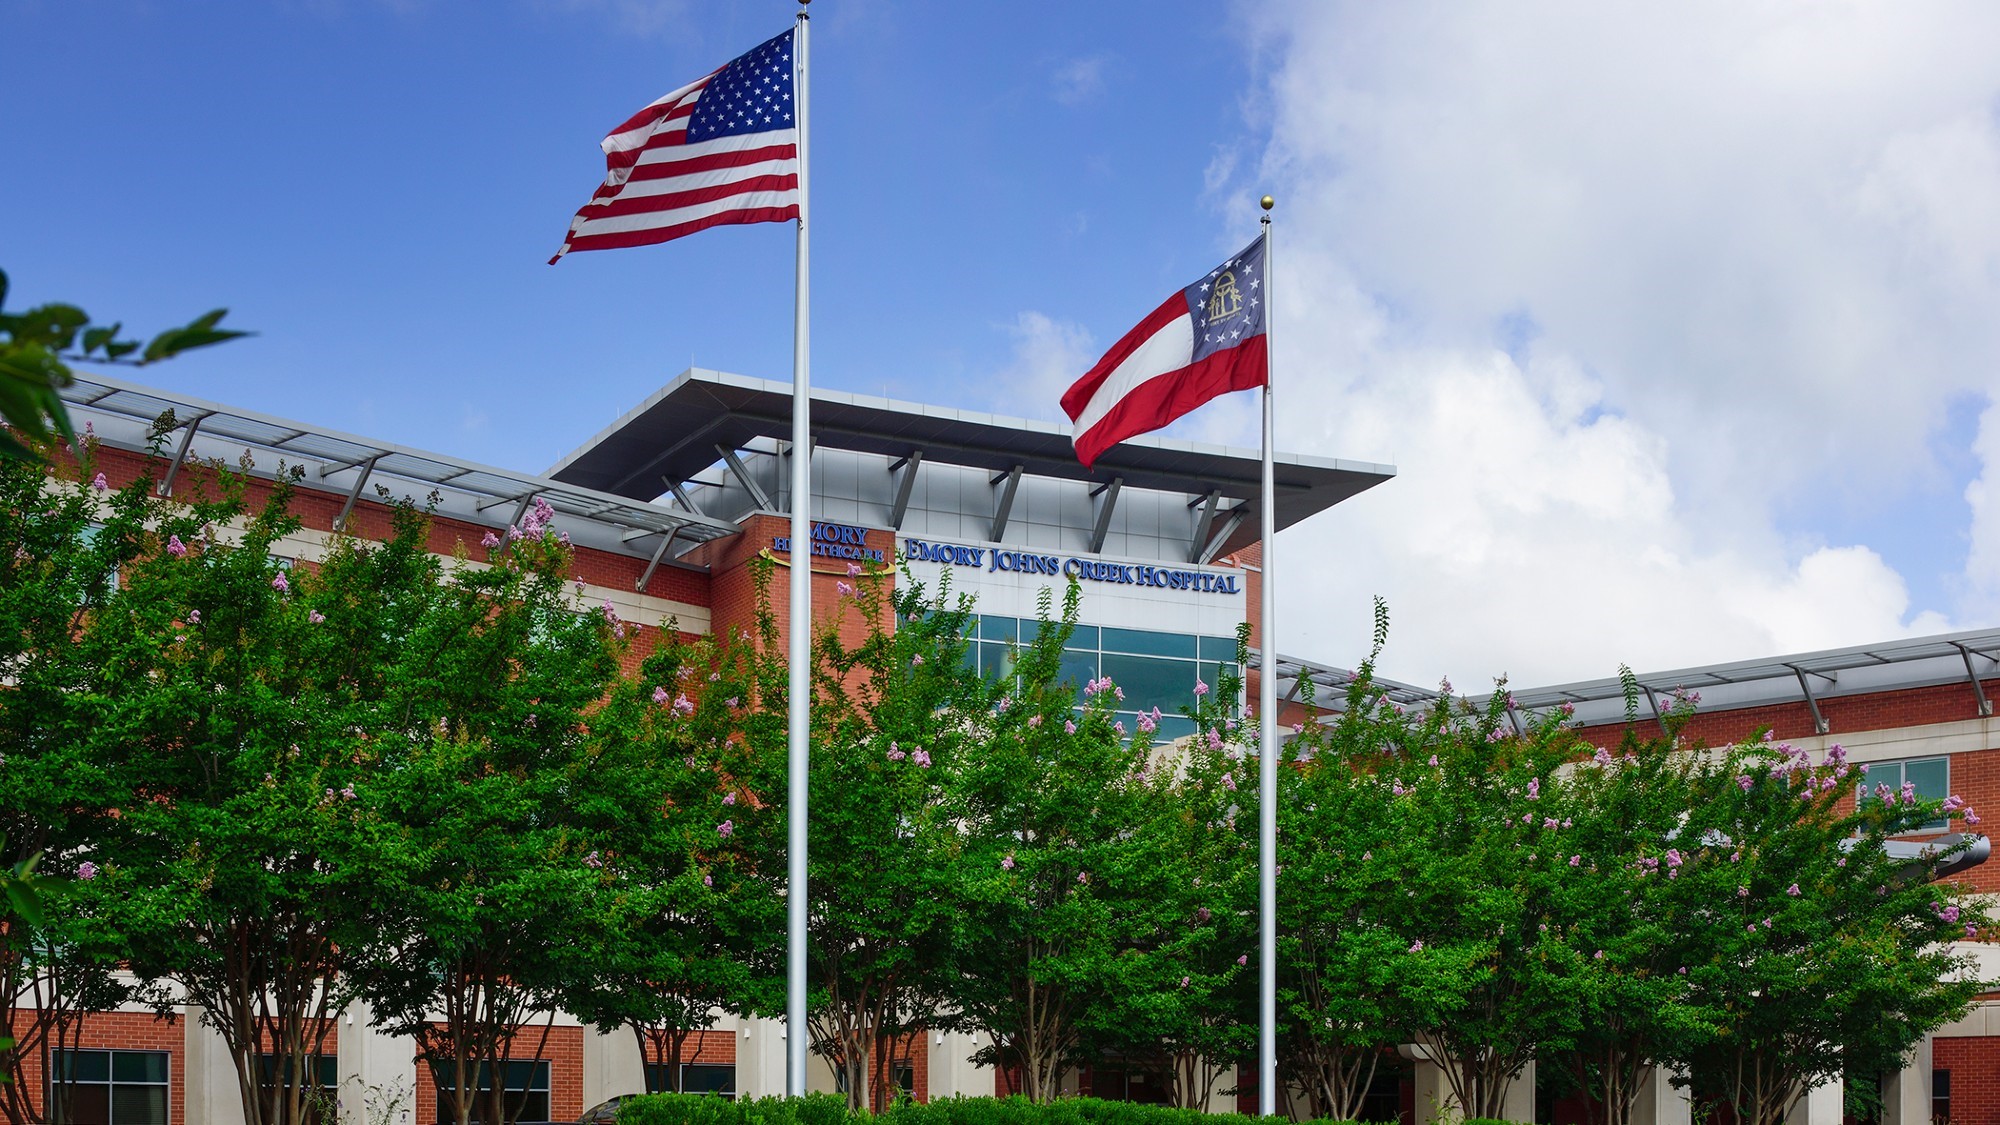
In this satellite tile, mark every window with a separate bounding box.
[643,1063,734,1099]
[891,1061,914,1099]
[48,1049,169,1125]
[257,1054,337,1123]
[1934,1068,1951,1125]
[681,1064,736,1099]
[1858,757,1950,831]
[432,1059,549,1123]
[965,615,1239,742]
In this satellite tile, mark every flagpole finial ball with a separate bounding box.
[1260,195,1274,211]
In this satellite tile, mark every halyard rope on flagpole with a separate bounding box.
[786,0,813,1099]
[1257,192,1279,1118]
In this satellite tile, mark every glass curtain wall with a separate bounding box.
[962,615,1240,741]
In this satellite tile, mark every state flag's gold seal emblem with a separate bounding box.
[1205,270,1244,323]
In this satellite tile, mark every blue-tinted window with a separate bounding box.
[979,616,1019,643]
[49,1050,167,1125]
[1198,635,1241,663]
[1102,654,1194,715]
[1102,627,1198,659]
[1859,757,1950,832]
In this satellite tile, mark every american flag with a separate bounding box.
[550,28,799,263]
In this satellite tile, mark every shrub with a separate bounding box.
[616,1094,1339,1125]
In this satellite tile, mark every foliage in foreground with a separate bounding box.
[614,1093,1352,1125]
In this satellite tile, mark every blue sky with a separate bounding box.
[3,0,1254,461]
[10,1,2000,687]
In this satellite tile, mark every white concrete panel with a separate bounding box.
[182,1007,247,1125]
[1884,1037,1931,1125]
[1631,1067,1693,1125]
[1786,1075,1844,1125]
[927,1029,993,1101]
[583,1024,646,1108]
[338,999,418,1125]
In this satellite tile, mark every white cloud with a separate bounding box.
[1210,1,2000,685]
[1051,54,1112,107]
[982,311,1098,425]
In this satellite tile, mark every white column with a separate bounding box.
[1499,1060,1536,1125]
[1630,1066,1693,1125]
[337,999,418,1125]
[1204,1064,1240,1114]
[1883,1038,1932,1125]
[1785,1075,1845,1125]
[581,1023,647,1107]
[1402,1045,1460,1125]
[181,1007,247,1125]
[926,1029,992,1100]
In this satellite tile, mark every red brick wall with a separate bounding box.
[5,1008,186,1124]
[410,1023,585,1125]
[1933,1036,1995,1125]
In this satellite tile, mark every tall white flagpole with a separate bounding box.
[786,0,813,1099]
[1257,193,1279,1118]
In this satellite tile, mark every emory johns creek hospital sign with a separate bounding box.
[773,522,1243,597]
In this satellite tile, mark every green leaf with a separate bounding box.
[81,322,125,356]
[140,309,250,363]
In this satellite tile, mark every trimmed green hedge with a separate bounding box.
[615,1093,1381,1125]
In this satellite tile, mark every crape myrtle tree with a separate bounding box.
[1105,625,1257,1111]
[1268,604,1435,1122]
[355,503,632,1125]
[563,571,789,1096]
[760,562,987,1111]
[1530,682,1721,1125]
[1661,731,1992,1125]
[946,582,1195,1103]
[82,453,444,1125]
[0,438,150,1123]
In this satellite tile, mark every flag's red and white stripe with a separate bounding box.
[549,73,799,263]
[1061,292,1268,469]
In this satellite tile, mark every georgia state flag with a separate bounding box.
[1061,236,1268,468]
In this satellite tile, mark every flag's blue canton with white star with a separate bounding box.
[687,29,796,143]
[1184,236,1267,365]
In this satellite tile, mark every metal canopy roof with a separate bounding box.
[1502,627,2000,731]
[60,373,741,547]
[546,368,1395,556]
[1253,652,1440,710]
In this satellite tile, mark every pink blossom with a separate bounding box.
[1179,976,1190,988]
[481,531,501,548]
[1223,774,1236,791]
[1429,755,1440,767]
[1194,680,1209,697]
[846,562,862,577]
[188,609,201,624]
[716,820,734,837]
[1392,783,1405,796]
[272,571,289,593]
[1237,954,1248,966]
[1077,872,1089,884]
[1206,729,1222,751]
[91,472,109,492]
[723,792,737,806]
[1968,924,1980,939]
[652,686,670,704]
[673,695,695,716]
[887,748,907,762]
[1787,884,1801,897]
[912,749,932,768]
[1941,904,1962,924]
[725,697,739,709]
[1029,714,1044,728]
[1568,855,1581,867]
[1967,808,1983,826]
[1737,775,1754,792]
[1594,950,1605,960]
[1762,917,1773,929]
[1002,855,1015,870]
[77,861,98,880]
[1195,907,1211,923]
[1114,686,1124,702]
[1738,886,1749,897]
[1064,720,1077,735]
[704,874,713,887]
[1858,762,1869,775]
[584,851,603,869]
[340,785,356,800]
[1527,779,1540,800]
[913,654,924,666]
[307,610,325,624]
[165,534,187,557]
[1114,721,1126,736]
[1408,940,1424,953]
[1137,713,1157,734]
[709,672,721,682]
[836,581,855,596]
[1945,795,1966,813]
